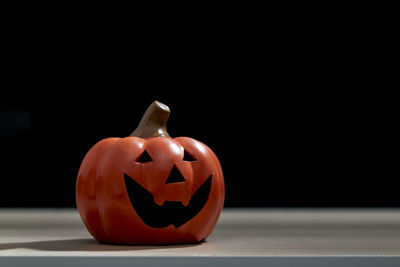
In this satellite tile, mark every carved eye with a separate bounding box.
[183,150,196,162]
[135,150,153,163]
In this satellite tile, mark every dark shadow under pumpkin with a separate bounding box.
[0,238,202,251]
[124,172,212,228]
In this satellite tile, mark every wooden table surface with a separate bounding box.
[1,208,400,266]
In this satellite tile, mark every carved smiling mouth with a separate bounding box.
[124,173,212,228]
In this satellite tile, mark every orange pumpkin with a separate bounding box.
[76,101,224,244]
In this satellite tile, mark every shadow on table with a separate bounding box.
[0,238,201,251]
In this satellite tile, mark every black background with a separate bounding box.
[0,12,398,207]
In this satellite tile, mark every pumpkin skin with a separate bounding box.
[76,135,224,245]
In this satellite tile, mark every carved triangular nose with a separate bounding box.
[165,165,186,184]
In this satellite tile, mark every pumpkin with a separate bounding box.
[76,101,225,244]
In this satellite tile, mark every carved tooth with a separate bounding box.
[153,195,165,206]
[182,198,190,207]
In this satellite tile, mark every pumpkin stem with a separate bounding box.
[130,101,171,138]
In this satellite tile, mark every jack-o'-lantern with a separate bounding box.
[76,101,224,244]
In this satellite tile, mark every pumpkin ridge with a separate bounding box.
[94,137,125,240]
